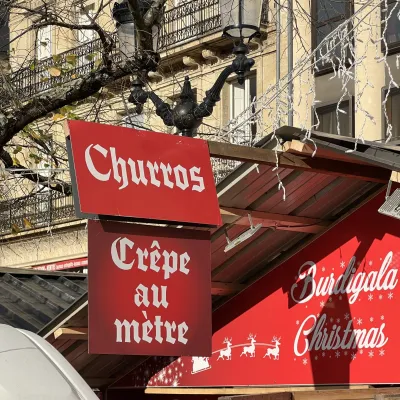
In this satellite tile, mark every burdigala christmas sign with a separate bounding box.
[88,220,211,356]
[115,190,400,387]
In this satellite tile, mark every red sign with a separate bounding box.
[66,121,221,227]
[33,257,88,271]
[116,190,400,387]
[88,220,212,356]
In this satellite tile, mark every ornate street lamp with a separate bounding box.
[220,0,263,41]
[113,0,262,137]
[112,0,137,61]
[113,0,161,68]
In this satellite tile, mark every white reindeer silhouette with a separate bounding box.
[264,337,281,360]
[217,337,232,360]
[240,334,256,357]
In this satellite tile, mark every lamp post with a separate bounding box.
[113,0,262,137]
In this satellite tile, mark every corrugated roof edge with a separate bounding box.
[37,292,88,339]
[270,126,400,173]
[0,267,87,279]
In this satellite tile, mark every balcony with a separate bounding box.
[0,192,76,235]
[0,157,241,235]
[7,0,268,102]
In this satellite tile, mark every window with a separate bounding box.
[77,5,95,44]
[313,0,352,74]
[173,0,193,41]
[229,74,257,144]
[382,0,400,54]
[36,158,51,213]
[36,26,52,60]
[314,99,353,136]
[384,89,400,139]
[0,5,9,58]
[166,97,178,135]
[122,112,146,130]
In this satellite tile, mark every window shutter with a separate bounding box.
[36,26,52,60]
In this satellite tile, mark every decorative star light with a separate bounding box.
[381,315,385,320]
[379,294,383,300]
[296,320,300,325]
[369,351,374,358]
[335,351,341,358]
[303,358,308,365]
[379,349,385,357]
[340,261,346,268]
[336,318,340,323]
[315,355,318,360]
[368,294,373,301]
[172,379,179,387]
[344,351,348,356]
[357,318,363,326]
[330,317,334,323]
[370,317,374,322]
[344,313,350,320]
[351,353,356,360]
[320,301,325,307]
[322,267,326,272]
[368,260,373,266]
[388,292,394,300]
[329,297,333,302]
[360,349,364,355]
[322,352,326,357]
[339,295,343,300]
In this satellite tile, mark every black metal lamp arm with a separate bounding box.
[148,92,175,126]
[194,43,255,119]
[128,79,174,126]
[127,43,255,136]
[194,64,235,119]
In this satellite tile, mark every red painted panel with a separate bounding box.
[67,120,221,226]
[117,189,400,387]
[88,220,211,357]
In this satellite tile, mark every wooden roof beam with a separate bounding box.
[145,385,368,395]
[54,327,88,340]
[220,207,330,234]
[211,282,245,295]
[283,139,314,156]
[208,141,390,183]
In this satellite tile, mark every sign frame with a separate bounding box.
[87,219,212,357]
[65,121,221,228]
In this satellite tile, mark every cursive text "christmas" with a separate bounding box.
[294,313,388,356]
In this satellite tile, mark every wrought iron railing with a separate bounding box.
[0,153,244,235]
[7,0,268,102]
[158,0,221,49]
[0,191,77,235]
[10,35,119,101]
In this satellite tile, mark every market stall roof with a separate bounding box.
[0,268,86,332]
[14,126,400,391]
